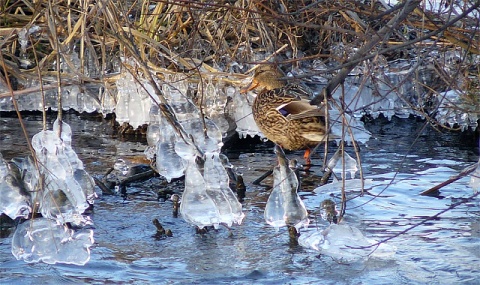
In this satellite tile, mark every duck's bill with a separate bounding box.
[240,81,259,94]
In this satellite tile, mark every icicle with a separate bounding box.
[180,157,220,229]
[155,116,185,182]
[204,153,244,227]
[264,145,309,231]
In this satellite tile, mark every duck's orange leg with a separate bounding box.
[303,148,312,168]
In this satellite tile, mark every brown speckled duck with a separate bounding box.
[240,65,331,163]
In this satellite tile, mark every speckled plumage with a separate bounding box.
[241,65,330,151]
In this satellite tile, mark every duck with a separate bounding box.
[240,65,331,164]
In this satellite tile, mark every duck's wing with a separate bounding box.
[276,83,312,100]
[276,100,326,119]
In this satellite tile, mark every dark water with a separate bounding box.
[1,112,479,285]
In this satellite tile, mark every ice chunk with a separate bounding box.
[0,154,31,219]
[203,153,244,227]
[230,90,263,139]
[264,146,309,230]
[180,154,244,229]
[155,117,185,182]
[298,224,396,262]
[180,157,220,229]
[326,148,358,179]
[12,218,94,265]
[29,119,95,224]
[115,71,156,127]
[180,117,223,154]
[200,79,230,134]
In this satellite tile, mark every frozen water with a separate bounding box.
[11,217,94,265]
[0,153,31,219]
[180,157,221,229]
[326,148,359,179]
[204,153,245,227]
[29,119,95,224]
[180,117,223,154]
[298,224,396,262]
[314,178,373,193]
[201,78,230,134]
[329,109,371,144]
[180,153,245,229]
[115,71,156,128]
[156,117,186,182]
[230,89,263,139]
[174,141,197,161]
[264,146,309,230]
[470,140,480,193]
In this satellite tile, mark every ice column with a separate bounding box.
[30,119,96,224]
[264,145,309,230]
[155,115,186,182]
[116,71,154,128]
[230,89,263,139]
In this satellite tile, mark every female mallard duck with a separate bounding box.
[240,65,330,162]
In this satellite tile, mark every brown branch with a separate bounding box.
[420,163,478,196]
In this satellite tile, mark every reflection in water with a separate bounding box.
[0,113,479,284]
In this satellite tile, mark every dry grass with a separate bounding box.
[0,0,478,124]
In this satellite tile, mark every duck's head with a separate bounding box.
[240,65,285,93]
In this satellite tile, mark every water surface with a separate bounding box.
[0,112,479,284]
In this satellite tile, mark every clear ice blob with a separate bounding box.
[326,148,358,179]
[12,218,94,265]
[264,146,309,230]
[203,153,244,227]
[298,223,396,262]
[180,157,220,229]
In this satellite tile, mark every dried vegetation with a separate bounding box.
[0,0,479,124]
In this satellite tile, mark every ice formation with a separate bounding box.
[11,217,94,265]
[264,146,309,230]
[469,140,480,193]
[1,119,97,265]
[298,223,396,262]
[230,87,263,139]
[326,148,359,179]
[116,71,156,128]
[0,153,31,219]
[124,70,245,229]
[180,152,245,229]
[29,119,96,224]
[314,178,373,193]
